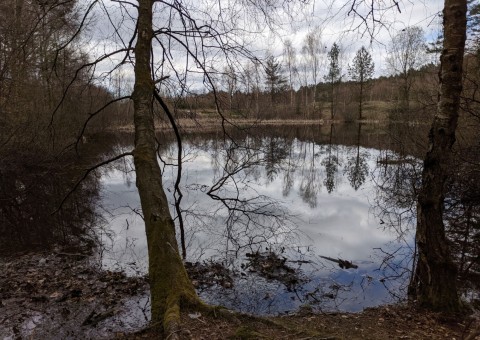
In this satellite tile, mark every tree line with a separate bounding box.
[171,26,449,124]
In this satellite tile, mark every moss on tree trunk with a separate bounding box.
[132,0,199,334]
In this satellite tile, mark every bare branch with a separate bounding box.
[54,151,133,214]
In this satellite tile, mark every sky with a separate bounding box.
[86,0,445,93]
[253,0,443,75]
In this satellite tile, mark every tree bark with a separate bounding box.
[132,0,198,333]
[359,75,364,120]
[409,0,466,312]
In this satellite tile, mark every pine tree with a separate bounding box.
[348,46,374,120]
[264,55,287,103]
[325,43,341,119]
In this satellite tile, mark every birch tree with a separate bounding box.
[303,29,323,115]
[409,0,467,312]
[283,39,298,108]
[387,26,426,112]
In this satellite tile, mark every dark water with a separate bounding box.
[99,123,424,314]
[0,141,108,253]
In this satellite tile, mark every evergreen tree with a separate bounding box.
[264,55,287,103]
[325,43,341,119]
[348,46,374,120]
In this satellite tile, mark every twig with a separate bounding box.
[53,151,133,214]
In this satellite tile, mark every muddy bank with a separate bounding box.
[2,251,478,339]
[0,250,149,339]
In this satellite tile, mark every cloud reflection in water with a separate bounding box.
[99,137,415,314]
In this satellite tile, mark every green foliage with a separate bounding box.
[348,46,374,83]
[264,55,287,101]
[325,43,341,84]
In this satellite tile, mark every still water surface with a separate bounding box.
[99,126,417,315]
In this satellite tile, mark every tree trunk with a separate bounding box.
[132,0,198,333]
[409,0,466,313]
[330,82,334,120]
[359,77,364,120]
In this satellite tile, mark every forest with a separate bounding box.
[0,0,479,339]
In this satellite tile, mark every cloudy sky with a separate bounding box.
[257,0,443,74]
[86,0,444,92]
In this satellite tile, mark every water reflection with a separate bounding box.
[0,152,103,252]
[345,123,369,190]
[100,124,417,314]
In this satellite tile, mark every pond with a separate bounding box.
[98,123,422,315]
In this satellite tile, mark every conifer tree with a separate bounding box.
[348,46,374,120]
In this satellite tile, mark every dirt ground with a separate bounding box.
[174,306,480,340]
[1,250,479,339]
[125,304,479,340]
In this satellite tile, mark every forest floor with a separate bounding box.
[1,250,479,339]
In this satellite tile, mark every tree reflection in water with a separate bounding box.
[322,124,340,194]
[0,154,102,253]
[0,135,126,254]
[101,124,427,314]
[345,123,370,191]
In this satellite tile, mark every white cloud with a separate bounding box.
[86,0,444,90]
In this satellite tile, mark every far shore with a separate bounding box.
[109,117,402,133]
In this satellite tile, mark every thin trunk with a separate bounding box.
[290,88,294,108]
[409,0,466,312]
[359,79,364,120]
[459,204,472,274]
[330,81,334,120]
[132,0,198,332]
[304,87,308,118]
[12,0,25,117]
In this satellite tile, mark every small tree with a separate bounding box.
[264,55,287,103]
[325,43,341,119]
[221,66,237,111]
[387,26,426,112]
[348,46,374,120]
[303,30,323,114]
[283,39,298,109]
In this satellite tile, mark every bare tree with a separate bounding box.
[51,0,305,336]
[302,29,323,117]
[386,26,427,112]
[283,39,298,109]
[222,66,238,111]
[333,0,467,312]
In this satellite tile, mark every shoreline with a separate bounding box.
[1,250,474,339]
[110,118,395,134]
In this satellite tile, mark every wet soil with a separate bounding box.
[1,251,479,339]
[0,250,148,339]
